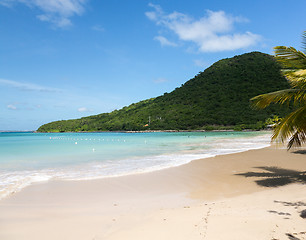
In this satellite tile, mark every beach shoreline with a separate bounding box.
[34,129,271,133]
[0,146,305,239]
[0,131,271,200]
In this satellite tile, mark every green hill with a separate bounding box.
[37,52,290,132]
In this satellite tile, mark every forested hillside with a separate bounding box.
[37,52,290,132]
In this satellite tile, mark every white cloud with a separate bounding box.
[0,78,61,92]
[78,107,93,112]
[7,104,17,110]
[145,3,162,21]
[154,36,177,47]
[0,0,87,28]
[198,32,259,52]
[146,4,261,52]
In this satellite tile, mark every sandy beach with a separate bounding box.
[0,146,305,240]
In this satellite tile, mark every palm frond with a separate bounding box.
[287,129,306,149]
[286,72,306,105]
[274,46,306,69]
[302,31,306,52]
[285,69,306,83]
[272,105,306,149]
[251,89,301,109]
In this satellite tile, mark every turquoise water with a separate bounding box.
[0,131,271,199]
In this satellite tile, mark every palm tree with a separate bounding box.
[251,31,306,149]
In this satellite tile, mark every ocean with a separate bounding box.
[0,131,271,199]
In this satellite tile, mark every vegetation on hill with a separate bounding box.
[38,51,291,132]
[252,32,306,149]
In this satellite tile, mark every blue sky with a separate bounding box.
[0,0,305,130]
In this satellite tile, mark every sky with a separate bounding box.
[0,0,305,131]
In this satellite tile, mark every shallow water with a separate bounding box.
[0,131,271,199]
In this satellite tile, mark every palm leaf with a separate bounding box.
[251,89,301,108]
[272,105,306,148]
[274,46,306,69]
[285,69,306,83]
[302,31,306,52]
[287,129,306,149]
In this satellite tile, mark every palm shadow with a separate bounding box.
[236,167,306,187]
[292,150,306,155]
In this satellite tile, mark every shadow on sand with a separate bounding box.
[292,150,306,155]
[236,167,306,187]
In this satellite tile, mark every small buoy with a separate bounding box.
[92,148,95,152]
[75,142,78,145]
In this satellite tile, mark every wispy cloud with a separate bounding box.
[146,4,261,52]
[154,36,177,47]
[0,0,11,7]
[78,107,93,112]
[6,102,43,111]
[0,78,61,92]
[193,59,208,67]
[92,25,105,32]
[153,78,169,84]
[7,104,17,110]
[0,0,87,28]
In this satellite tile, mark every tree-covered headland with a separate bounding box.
[38,52,291,132]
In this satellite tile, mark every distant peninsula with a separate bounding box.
[37,52,290,132]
